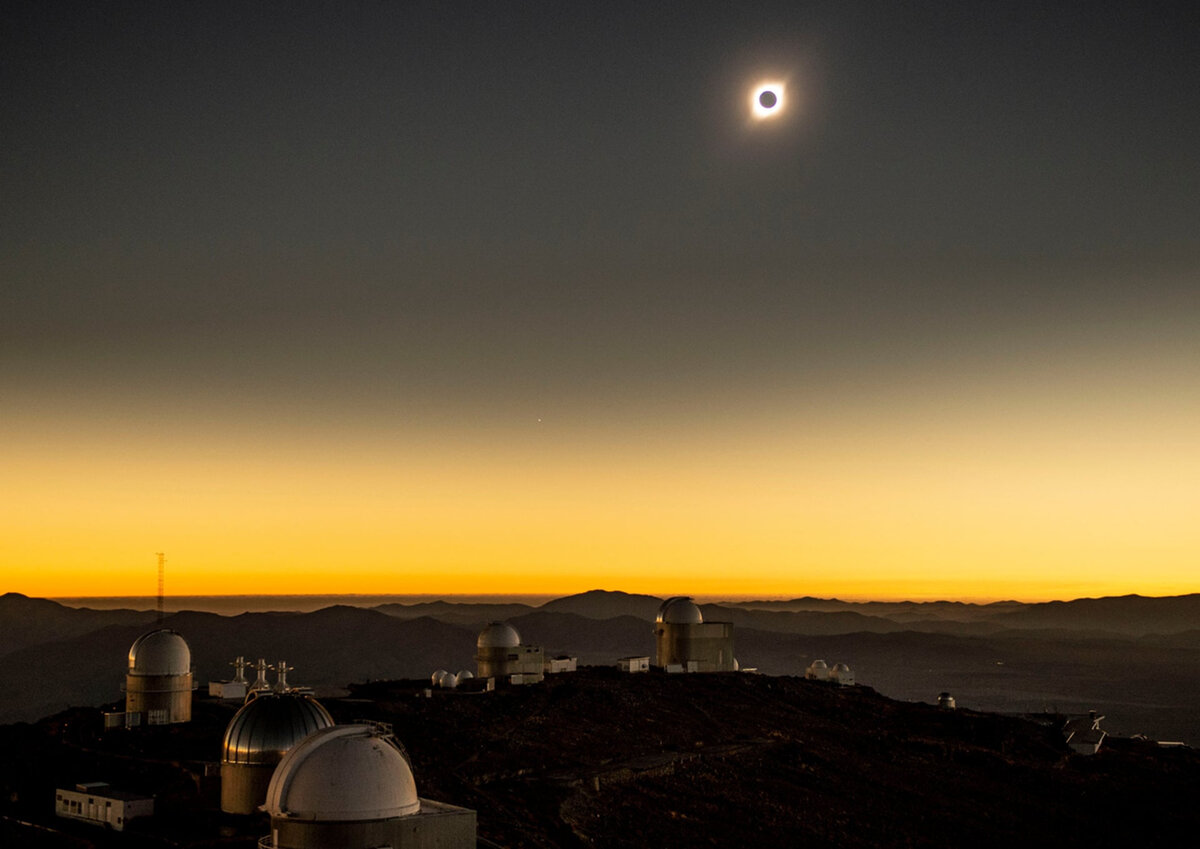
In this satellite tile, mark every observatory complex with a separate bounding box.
[654,597,735,672]
[476,622,545,684]
[123,628,194,725]
[262,723,475,848]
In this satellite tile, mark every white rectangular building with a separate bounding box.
[56,782,153,831]
[545,656,577,674]
[618,656,650,673]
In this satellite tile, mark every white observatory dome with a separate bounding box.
[265,724,419,822]
[477,622,521,649]
[810,659,828,670]
[439,672,459,689]
[221,693,334,765]
[431,669,448,686]
[456,669,474,681]
[832,663,851,673]
[657,597,704,625]
[127,629,191,676]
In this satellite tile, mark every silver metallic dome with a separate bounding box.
[221,693,334,766]
[127,629,191,676]
[656,597,704,625]
[477,622,521,649]
[265,724,419,821]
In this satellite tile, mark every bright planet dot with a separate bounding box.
[751,82,785,119]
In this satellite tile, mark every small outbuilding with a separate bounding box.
[56,782,153,831]
[618,656,650,673]
[1063,711,1107,755]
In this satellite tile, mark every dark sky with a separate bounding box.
[4,2,1199,598]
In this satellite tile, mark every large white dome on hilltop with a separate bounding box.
[127,629,191,676]
[265,724,419,822]
[477,622,521,649]
[657,597,704,625]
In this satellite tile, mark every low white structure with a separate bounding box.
[1063,711,1106,755]
[262,724,475,848]
[209,656,250,701]
[805,659,829,681]
[830,663,855,686]
[937,692,957,710]
[617,656,649,673]
[56,782,153,831]
[545,656,577,674]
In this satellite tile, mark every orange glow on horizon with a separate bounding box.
[4,343,1198,605]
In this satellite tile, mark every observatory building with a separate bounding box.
[262,723,475,848]
[654,597,735,672]
[124,629,193,725]
[476,622,544,684]
[220,691,335,815]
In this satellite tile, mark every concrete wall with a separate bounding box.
[221,761,276,815]
[654,622,735,672]
[270,798,475,848]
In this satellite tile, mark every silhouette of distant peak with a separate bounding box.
[539,590,664,620]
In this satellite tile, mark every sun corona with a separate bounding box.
[751,82,785,119]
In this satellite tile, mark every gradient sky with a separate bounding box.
[3,2,1199,601]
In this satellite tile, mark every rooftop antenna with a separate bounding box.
[251,658,271,693]
[231,656,248,684]
[271,660,294,693]
[155,552,166,623]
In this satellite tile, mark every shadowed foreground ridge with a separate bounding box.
[3,666,1200,847]
[346,669,1198,848]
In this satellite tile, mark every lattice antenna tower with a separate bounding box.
[155,552,166,623]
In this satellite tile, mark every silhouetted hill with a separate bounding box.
[509,611,653,662]
[537,589,665,620]
[0,606,478,724]
[7,592,1200,741]
[372,599,534,625]
[987,593,1200,635]
[0,592,156,659]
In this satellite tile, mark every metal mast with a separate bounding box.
[155,552,165,623]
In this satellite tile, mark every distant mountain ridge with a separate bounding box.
[3,590,1200,740]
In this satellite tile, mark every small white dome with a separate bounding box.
[657,597,703,625]
[128,629,191,676]
[810,659,828,669]
[456,670,474,681]
[265,725,419,821]
[832,663,851,672]
[439,672,458,689]
[477,622,521,649]
[431,669,448,686]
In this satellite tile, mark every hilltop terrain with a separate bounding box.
[2,591,1200,741]
[2,668,1199,848]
